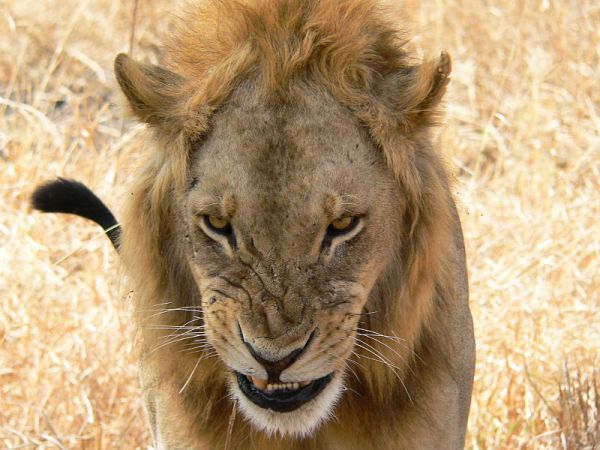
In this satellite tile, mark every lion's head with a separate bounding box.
[115,0,465,444]
[180,83,407,435]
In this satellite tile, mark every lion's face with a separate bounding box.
[181,85,401,436]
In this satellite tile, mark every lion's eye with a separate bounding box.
[321,216,362,253]
[331,217,353,231]
[199,214,237,251]
[203,215,232,235]
[207,215,229,230]
[326,216,359,237]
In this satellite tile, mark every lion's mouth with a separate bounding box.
[235,371,333,412]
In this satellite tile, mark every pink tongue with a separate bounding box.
[250,376,267,390]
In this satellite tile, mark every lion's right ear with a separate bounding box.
[114,53,184,126]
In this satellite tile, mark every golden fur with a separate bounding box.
[115,0,475,448]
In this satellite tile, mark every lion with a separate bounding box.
[31,0,475,448]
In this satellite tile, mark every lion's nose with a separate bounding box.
[241,329,315,382]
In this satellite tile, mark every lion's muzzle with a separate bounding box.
[236,327,334,411]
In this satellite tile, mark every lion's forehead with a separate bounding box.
[190,84,389,218]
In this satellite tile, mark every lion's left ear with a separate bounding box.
[384,51,452,131]
[114,53,186,128]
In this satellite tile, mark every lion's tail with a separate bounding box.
[31,178,121,251]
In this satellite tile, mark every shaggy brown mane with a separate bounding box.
[119,0,461,447]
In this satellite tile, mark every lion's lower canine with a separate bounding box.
[114,0,475,448]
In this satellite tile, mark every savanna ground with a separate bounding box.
[0,0,598,448]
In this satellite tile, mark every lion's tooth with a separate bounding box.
[260,381,306,392]
[250,376,268,390]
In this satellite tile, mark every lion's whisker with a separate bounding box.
[145,314,203,331]
[352,350,411,402]
[355,328,407,343]
[341,383,361,398]
[356,329,425,366]
[161,336,207,348]
[157,328,206,342]
[179,356,203,393]
[151,325,206,330]
[149,329,209,354]
[354,340,405,373]
[343,361,362,387]
[356,333,418,378]
[178,350,219,393]
[346,355,369,374]
[352,341,413,404]
[356,331,410,358]
[183,343,210,351]
[144,306,203,319]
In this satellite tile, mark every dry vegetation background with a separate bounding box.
[1,0,598,448]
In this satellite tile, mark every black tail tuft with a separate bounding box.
[31,178,120,250]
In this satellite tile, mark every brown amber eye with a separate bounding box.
[201,214,236,249]
[207,215,229,230]
[331,216,353,231]
[323,216,360,249]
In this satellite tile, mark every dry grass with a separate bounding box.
[1,0,598,449]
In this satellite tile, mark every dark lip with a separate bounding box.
[235,371,333,412]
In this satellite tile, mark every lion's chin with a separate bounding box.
[229,371,344,437]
